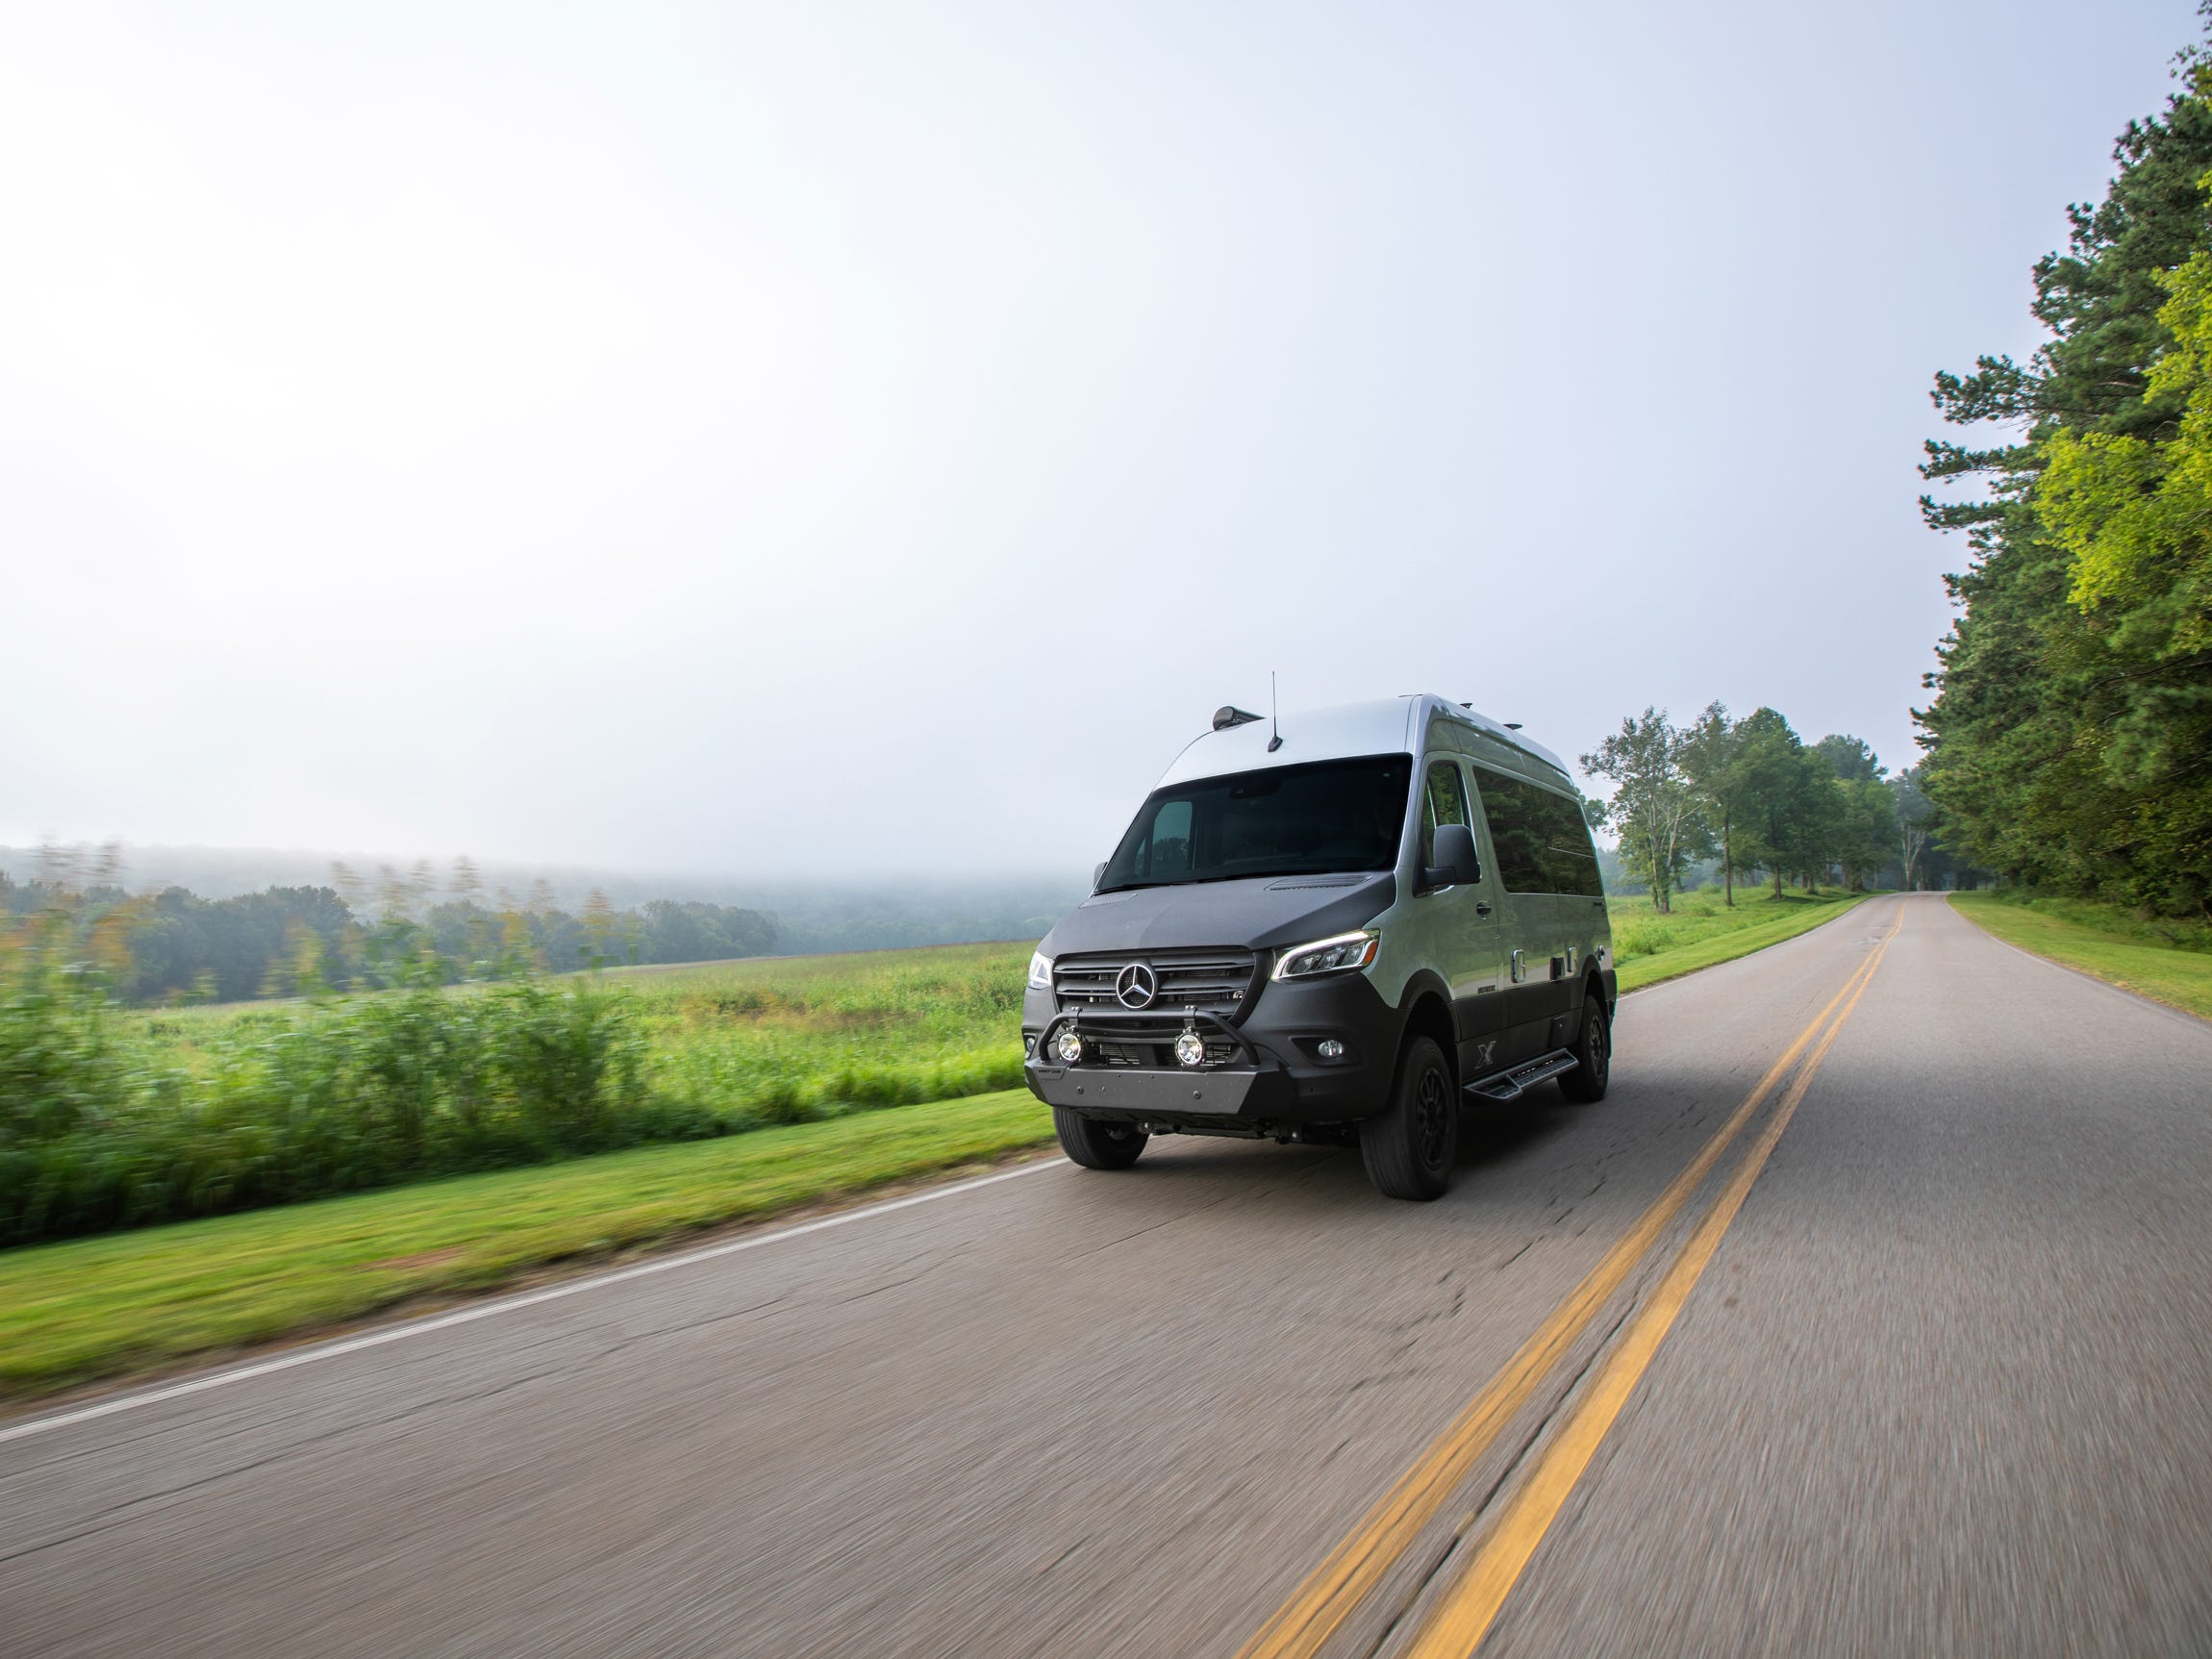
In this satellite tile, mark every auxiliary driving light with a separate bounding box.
[1052,1028,1085,1065]
[1317,1039,1346,1059]
[1174,1028,1206,1068]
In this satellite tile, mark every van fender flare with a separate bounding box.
[1577,968,1608,1015]
[1393,969,1460,1081]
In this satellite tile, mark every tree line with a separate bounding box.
[0,850,777,1005]
[1917,16,2212,919]
[1578,705,1973,914]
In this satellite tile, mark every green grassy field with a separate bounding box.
[0,889,1876,1401]
[115,940,1034,1121]
[1949,892,2212,1020]
[109,896,1854,1117]
[1609,885,1868,991]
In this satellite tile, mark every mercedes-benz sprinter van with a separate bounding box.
[1021,694,1614,1200]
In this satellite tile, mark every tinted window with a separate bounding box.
[1474,769,1552,892]
[1147,798,1194,878]
[1099,756,1411,891]
[1474,770,1600,895]
[1420,759,1470,867]
[1534,792,1605,897]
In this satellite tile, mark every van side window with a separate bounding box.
[1537,793,1605,897]
[1420,760,1470,868]
[1473,769,1551,892]
[1475,768,1605,896]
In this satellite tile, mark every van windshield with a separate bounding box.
[1097,755,1411,891]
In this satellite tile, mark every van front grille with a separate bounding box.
[1052,950,1260,1016]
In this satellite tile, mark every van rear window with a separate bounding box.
[1098,757,1411,890]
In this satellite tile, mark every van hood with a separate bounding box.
[1040,871,1395,958]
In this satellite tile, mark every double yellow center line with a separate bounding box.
[1240,908,1904,1659]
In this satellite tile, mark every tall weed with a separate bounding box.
[0,918,122,1143]
[1,935,1033,1246]
[0,952,653,1244]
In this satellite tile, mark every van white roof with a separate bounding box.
[1155,694,1572,788]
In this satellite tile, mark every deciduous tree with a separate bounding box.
[1679,703,1749,906]
[1580,709,1710,913]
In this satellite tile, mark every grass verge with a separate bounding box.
[0,1089,1054,1404]
[1949,892,2212,1020]
[1612,887,1870,993]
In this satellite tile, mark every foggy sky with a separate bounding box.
[3,2,2195,881]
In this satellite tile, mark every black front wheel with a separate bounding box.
[1360,1035,1458,1201]
[1053,1108,1148,1170]
[1557,995,1611,1103]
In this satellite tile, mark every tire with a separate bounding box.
[1557,994,1611,1103]
[1053,1108,1148,1170]
[1360,1036,1458,1201]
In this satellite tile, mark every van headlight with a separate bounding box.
[1027,951,1052,991]
[1271,930,1380,981]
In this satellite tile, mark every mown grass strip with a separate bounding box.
[1613,890,1869,993]
[1949,892,2212,1021]
[0,1090,1054,1402]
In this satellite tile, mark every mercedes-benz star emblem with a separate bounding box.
[1115,963,1158,1009]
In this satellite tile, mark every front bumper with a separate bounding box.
[1020,968,1401,1130]
[1023,1060,1295,1119]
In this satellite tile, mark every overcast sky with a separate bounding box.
[3,1,2198,881]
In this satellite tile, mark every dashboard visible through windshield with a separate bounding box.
[1097,755,1411,891]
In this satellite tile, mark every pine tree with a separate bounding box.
[1918,13,2212,915]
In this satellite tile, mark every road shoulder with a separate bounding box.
[0,1091,1056,1408]
[1948,892,2212,1023]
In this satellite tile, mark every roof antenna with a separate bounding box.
[1268,672,1283,752]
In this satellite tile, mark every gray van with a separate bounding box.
[1020,694,1614,1200]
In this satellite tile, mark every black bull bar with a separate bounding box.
[1025,1007,1290,1119]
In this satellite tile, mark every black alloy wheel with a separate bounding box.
[1053,1108,1148,1170]
[1558,995,1611,1103]
[1360,1035,1458,1201]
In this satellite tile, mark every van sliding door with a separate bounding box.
[1470,767,1574,1066]
[1535,789,1608,1009]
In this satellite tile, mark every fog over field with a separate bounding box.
[2,1,2193,878]
[0,842,1081,957]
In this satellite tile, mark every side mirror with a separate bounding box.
[1422,823,1481,891]
[1093,862,1108,891]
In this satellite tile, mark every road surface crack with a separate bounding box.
[0,1359,579,1569]
[1063,1194,1232,1262]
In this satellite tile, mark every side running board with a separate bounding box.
[1464,1047,1579,1102]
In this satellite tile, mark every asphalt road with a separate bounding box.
[5,893,2210,1656]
